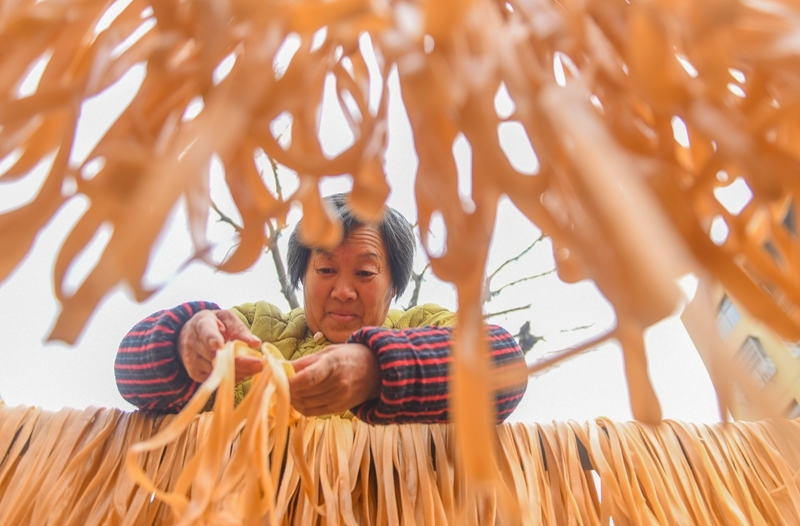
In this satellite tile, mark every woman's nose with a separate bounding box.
[330,276,357,301]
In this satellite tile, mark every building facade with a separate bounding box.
[682,280,800,421]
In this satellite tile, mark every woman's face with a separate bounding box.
[303,225,395,343]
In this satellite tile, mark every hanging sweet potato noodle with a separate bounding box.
[1,401,800,525]
[6,0,800,505]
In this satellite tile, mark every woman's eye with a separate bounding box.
[357,270,376,278]
[318,267,335,275]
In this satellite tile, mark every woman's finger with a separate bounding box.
[289,353,320,374]
[234,356,264,382]
[217,310,261,346]
[289,357,333,396]
[292,387,342,416]
[195,315,225,353]
[187,356,213,383]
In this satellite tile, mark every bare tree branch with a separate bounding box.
[211,202,243,233]
[491,269,556,298]
[249,150,298,309]
[484,234,547,303]
[270,156,284,201]
[560,323,595,333]
[213,153,299,310]
[266,221,300,310]
[527,328,617,377]
[211,202,247,270]
[405,263,430,310]
[221,243,240,265]
[484,304,531,320]
[487,235,544,282]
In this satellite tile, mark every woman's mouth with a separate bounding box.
[328,312,358,323]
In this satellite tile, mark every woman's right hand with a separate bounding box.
[178,310,263,383]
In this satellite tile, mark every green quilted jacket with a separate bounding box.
[222,302,456,408]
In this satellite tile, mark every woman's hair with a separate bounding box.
[286,193,416,299]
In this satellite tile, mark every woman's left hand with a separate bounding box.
[288,344,380,416]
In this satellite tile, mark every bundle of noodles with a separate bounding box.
[125,339,301,526]
[3,399,800,524]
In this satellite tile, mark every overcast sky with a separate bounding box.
[0,26,721,424]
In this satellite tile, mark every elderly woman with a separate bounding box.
[115,194,526,424]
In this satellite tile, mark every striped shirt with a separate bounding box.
[115,301,527,423]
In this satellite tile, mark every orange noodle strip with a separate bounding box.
[125,340,301,525]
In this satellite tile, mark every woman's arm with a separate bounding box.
[114,301,218,412]
[347,325,527,424]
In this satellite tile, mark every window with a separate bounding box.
[763,240,784,266]
[783,200,797,238]
[783,340,800,359]
[736,336,776,387]
[733,383,749,406]
[762,282,798,317]
[716,296,741,339]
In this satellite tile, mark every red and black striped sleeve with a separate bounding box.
[347,324,527,424]
[114,301,219,413]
